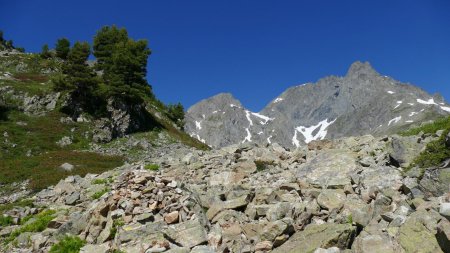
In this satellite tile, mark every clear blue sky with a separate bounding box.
[1,0,450,111]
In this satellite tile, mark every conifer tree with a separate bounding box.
[93,25,128,69]
[40,44,51,58]
[55,38,70,59]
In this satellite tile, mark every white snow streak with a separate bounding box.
[257,131,263,135]
[441,106,450,112]
[394,101,403,109]
[387,91,395,94]
[267,135,273,144]
[292,118,337,146]
[405,120,414,123]
[417,98,436,105]
[416,98,450,113]
[388,116,402,126]
[292,130,300,147]
[195,121,202,130]
[230,104,241,108]
[273,98,284,103]
[245,110,253,126]
[408,103,414,106]
[251,112,273,125]
[409,112,418,117]
[212,110,218,114]
[242,128,252,143]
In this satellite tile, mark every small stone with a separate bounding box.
[164,211,179,224]
[440,203,450,220]
[60,162,75,171]
[255,241,273,251]
[65,192,80,205]
[167,181,178,188]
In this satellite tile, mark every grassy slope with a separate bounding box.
[0,52,208,193]
[400,116,450,169]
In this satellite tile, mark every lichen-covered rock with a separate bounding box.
[272,223,356,253]
[398,216,443,253]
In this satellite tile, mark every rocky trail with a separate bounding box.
[2,132,450,253]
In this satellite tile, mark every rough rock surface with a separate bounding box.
[1,134,450,252]
[185,62,450,148]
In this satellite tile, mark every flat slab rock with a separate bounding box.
[164,219,207,248]
[272,223,356,253]
[295,149,358,188]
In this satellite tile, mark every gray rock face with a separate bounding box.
[22,92,60,116]
[186,61,450,148]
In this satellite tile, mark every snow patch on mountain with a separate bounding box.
[245,110,253,126]
[242,128,252,143]
[273,98,284,103]
[195,121,202,130]
[251,112,273,125]
[388,116,402,126]
[417,98,436,105]
[292,118,337,146]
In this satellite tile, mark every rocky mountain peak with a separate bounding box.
[186,61,450,148]
[345,61,379,80]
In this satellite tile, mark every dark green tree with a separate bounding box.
[54,42,99,113]
[93,25,128,69]
[55,38,70,59]
[167,103,185,128]
[103,39,152,101]
[0,30,4,43]
[40,44,52,58]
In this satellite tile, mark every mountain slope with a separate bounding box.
[185,61,450,148]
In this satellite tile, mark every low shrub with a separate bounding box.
[144,164,159,171]
[49,236,86,253]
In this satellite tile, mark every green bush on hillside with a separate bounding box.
[49,236,86,253]
[400,116,450,136]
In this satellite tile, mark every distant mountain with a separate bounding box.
[185,61,450,148]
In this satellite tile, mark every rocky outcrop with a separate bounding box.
[92,98,156,143]
[186,62,450,148]
[1,133,450,252]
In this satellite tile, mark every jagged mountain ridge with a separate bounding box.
[185,61,450,148]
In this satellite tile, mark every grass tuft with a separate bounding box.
[49,236,86,253]
[92,188,110,200]
[144,164,159,171]
[6,209,56,244]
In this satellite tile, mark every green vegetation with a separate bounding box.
[347,214,353,224]
[40,44,52,59]
[0,30,24,52]
[6,209,56,244]
[254,160,275,172]
[109,218,125,238]
[401,116,450,171]
[0,110,123,190]
[49,236,86,253]
[92,187,110,199]
[0,199,34,216]
[92,178,107,185]
[55,38,70,60]
[400,116,450,136]
[166,103,185,128]
[409,129,450,170]
[0,216,13,227]
[0,26,209,193]
[144,164,159,171]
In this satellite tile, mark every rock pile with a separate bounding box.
[1,134,450,252]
